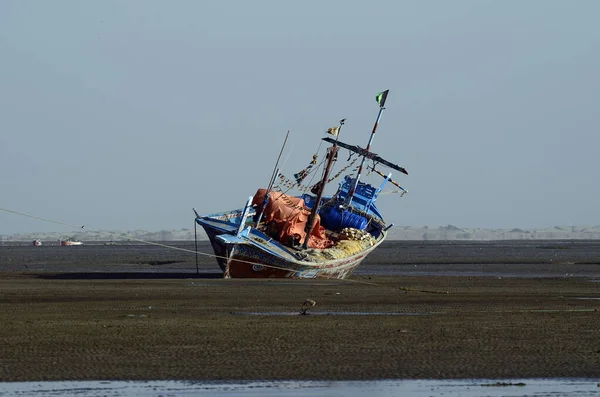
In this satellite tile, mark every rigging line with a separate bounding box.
[298,156,328,191]
[265,146,296,198]
[121,237,411,288]
[296,134,324,186]
[2,208,442,292]
[279,146,294,175]
[0,207,85,229]
[126,233,451,292]
[122,234,440,291]
[268,155,329,221]
[0,204,347,278]
[0,205,199,255]
[0,209,385,286]
[268,145,343,224]
[0,204,312,275]
[2,205,447,292]
[272,155,327,200]
[382,187,405,194]
[305,147,331,191]
[284,135,326,195]
[264,153,325,215]
[266,130,290,191]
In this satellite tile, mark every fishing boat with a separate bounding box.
[60,239,83,246]
[195,90,408,279]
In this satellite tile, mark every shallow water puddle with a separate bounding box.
[1,379,599,397]
[232,311,439,316]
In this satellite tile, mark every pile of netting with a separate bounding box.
[338,227,375,243]
[304,227,377,262]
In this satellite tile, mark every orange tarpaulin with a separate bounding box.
[252,189,333,249]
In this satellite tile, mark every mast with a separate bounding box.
[302,119,345,249]
[267,130,290,191]
[255,131,289,227]
[346,89,389,207]
[302,146,339,249]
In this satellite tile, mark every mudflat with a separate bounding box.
[0,240,599,381]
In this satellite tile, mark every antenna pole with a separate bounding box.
[346,93,388,206]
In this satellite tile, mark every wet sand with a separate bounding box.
[1,240,599,381]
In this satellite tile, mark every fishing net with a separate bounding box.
[304,228,376,262]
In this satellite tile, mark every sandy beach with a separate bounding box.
[1,240,599,381]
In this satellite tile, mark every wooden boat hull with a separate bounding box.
[194,90,406,279]
[198,211,385,279]
[224,242,376,279]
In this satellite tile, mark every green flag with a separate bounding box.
[376,90,389,107]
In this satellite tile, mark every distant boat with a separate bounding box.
[32,239,42,247]
[60,240,82,246]
[195,90,409,279]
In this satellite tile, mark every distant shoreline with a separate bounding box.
[1,224,599,242]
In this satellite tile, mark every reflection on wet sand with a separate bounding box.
[1,379,599,397]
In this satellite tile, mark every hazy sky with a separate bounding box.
[1,0,599,234]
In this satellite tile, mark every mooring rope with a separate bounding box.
[0,207,86,230]
[0,205,447,292]
[0,206,364,281]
